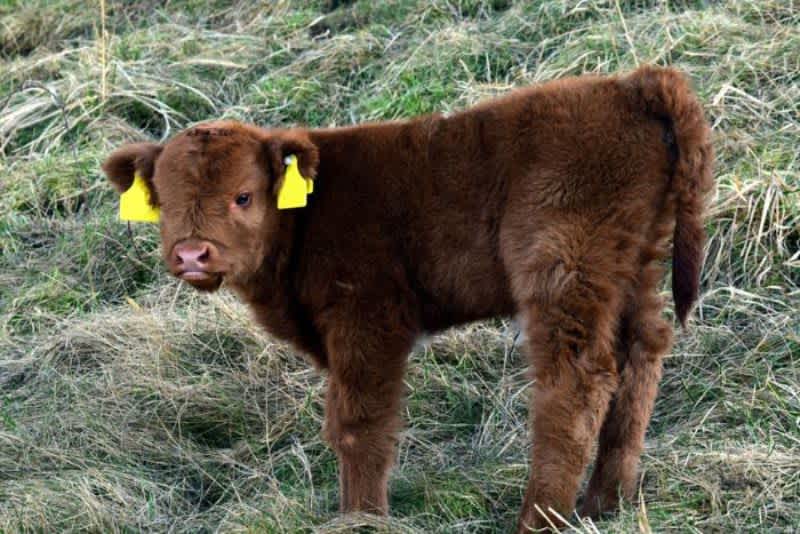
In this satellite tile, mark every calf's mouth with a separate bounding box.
[176,270,223,291]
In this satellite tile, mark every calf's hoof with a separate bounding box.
[517,509,572,533]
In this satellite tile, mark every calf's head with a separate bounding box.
[102,121,318,291]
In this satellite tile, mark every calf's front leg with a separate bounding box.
[322,317,415,514]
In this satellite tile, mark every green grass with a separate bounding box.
[1,0,798,532]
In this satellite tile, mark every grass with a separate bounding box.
[1,0,798,531]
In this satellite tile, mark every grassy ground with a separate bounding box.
[1,0,798,532]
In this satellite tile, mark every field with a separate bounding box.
[1,0,798,532]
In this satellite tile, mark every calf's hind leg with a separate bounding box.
[580,247,673,518]
[510,226,635,531]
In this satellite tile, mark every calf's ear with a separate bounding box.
[102,142,163,204]
[265,130,319,194]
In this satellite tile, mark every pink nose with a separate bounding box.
[172,240,217,273]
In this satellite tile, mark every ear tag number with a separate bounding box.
[119,172,160,223]
[277,155,313,210]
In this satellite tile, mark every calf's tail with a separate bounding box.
[627,65,714,326]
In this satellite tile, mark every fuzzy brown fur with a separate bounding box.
[103,65,713,531]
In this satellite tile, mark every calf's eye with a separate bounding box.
[235,192,252,207]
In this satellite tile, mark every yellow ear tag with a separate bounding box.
[119,172,160,223]
[277,155,313,210]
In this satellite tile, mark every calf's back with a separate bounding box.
[289,70,677,344]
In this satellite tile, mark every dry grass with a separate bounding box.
[1,0,798,532]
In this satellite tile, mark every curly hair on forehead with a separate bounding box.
[180,126,244,160]
[186,127,233,137]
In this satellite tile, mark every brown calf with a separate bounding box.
[103,65,713,530]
